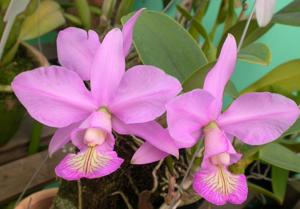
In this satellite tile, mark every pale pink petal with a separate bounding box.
[110,65,182,124]
[55,146,123,180]
[193,166,247,205]
[122,9,144,56]
[49,123,80,156]
[218,93,300,145]
[90,29,125,106]
[11,66,96,128]
[57,27,100,80]
[112,118,179,157]
[71,111,114,149]
[131,142,169,164]
[255,0,276,27]
[203,34,237,118]
[166,89,215,148]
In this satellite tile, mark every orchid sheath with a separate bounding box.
[166,34,300,205]
[12,10,181,180]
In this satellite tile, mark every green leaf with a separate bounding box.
[1,40,20,65]
[238,42,272,66]
[218,20,273,52]
[100,0,116,29]
[64,13,82,26]
[248,182,281,203]
[0,98,24,145]
[116,0,134,23]
[224,80,239,99]
[176,6,216,61]
[189,0,210,39]
[224,0,237,32]
[182,62,214,92]
[75,0,91,29]
[131,11,207,82]
[28,121,43,155]
[272,0,300,26]
[271,166,289,204]
[89,5,101,15]
[242,59,300,93]
[282,118,300,137]
[259,143,300,173]
[19,0,65,41]
[182,62,238,98]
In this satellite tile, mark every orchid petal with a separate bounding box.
[218,92,300,145]
[11,66,96,128]
[90,29,125,105]
[112,118,179,157]
[55,146,123,180]
[49,123,79,156]
[166,89,215,148]
[131,142,168,164]
[122,9,144,56]
[203,34,237,118]
[110,65,181,124]
[255,0,276,27]
[57,27,100,80]
[193,167,247,205]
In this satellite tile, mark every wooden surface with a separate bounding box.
[0,115,55,165]
[0,149,64,203]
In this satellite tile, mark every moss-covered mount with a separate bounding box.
[52,136,172,209]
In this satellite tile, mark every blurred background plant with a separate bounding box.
[0,0,65,150]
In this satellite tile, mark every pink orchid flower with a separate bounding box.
[12,10,181,181]
[56,9,144,80]
[166,34,300,205]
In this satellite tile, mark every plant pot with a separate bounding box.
[15,188,58,209]
[0,42,49,145]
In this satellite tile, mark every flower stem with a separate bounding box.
[15,154,49,207]
[179,142,202,189]
[237,0,256,52]
[168,141,203,208]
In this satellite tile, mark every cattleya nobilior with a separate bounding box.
[166,34,300,205]
[12,10,181,180]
